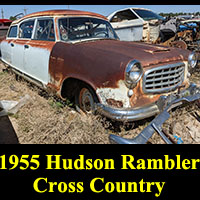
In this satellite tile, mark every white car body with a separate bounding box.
[108,7,162,43]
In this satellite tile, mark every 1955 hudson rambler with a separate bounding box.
[0,10,199,130]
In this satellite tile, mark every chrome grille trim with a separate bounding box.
[143,62,185,94]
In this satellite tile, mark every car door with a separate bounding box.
[0,25,18,65]
[23,18,56,85]
[109,9,144,41]
[11,19,35,73]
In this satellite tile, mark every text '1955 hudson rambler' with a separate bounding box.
[0,10,200,143]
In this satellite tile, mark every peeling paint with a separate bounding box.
[0,10,192,120]
[106,98,123,108]
[96,80,130,108]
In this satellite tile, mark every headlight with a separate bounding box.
[125,60,143,89]
[188,52,198,68]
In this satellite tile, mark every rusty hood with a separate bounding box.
[50,39,190,89]
[72,39,189,68]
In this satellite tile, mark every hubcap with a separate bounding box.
[79,88,95,113]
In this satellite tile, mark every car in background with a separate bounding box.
[108,7,164,43]
[0,19,12,40]
[0,10,198,122]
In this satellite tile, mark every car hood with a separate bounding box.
[50,39,190,89]
[73,39,189,68]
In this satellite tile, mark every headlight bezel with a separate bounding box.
[188,52,198,69]
[125,60,143,89]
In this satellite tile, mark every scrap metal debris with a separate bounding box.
[0,94,31,117]
[158,17,200,52]
[110,84,200,144]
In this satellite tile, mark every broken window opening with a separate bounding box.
[110,9,139,23]
[35,19,55,41]
[59,17,118,42]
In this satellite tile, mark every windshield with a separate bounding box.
[59,17,119,42]
[132,9,164,21]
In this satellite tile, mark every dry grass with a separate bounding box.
[0,63,110,144]
[0,61,200,144]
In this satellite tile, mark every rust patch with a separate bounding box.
[6,39,55,52]
[13,9,108,25]
[48,39,191,98]
[181,79,190,91]
[53,72,63,82]
[130,72,190,108]
[48,41,128,91]
[47,83,60,95]
[54,17,60,40]
[102,81,110,87]
[130,81,160,108]
[26,40,55,51]
[106,98,123,108]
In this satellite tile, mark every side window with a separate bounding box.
[34,19,55,41]
[111,9,138,23]
[19,20,35,39]
[8,26,18,38]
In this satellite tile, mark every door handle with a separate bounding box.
[24,45,29,49]
[11,43,14,47]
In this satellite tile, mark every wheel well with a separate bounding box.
[60,78,98,101]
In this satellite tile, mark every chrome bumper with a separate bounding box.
[96,103,159,122]
[96,83,200,122]
[109,83,200,144]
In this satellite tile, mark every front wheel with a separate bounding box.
[75,86,99,114]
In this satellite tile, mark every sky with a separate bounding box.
[1,5,200,19]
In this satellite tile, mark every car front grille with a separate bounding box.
[143,62,185,94]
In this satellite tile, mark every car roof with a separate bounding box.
[12,9,107,24]
[107,7,152,20]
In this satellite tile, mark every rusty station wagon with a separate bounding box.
[0,10,199,123]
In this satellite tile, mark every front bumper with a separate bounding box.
[96,83,200,122]
[96,102,159,122]
[109,83,200,144]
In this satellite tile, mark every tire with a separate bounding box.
[75,85,99,114]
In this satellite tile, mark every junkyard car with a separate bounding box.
[0,19,12,41]
[0,10,199,122]
[108,7,164,43]
[160,17,200,51]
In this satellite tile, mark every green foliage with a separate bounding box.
[9,16,17,21]
[48,98,73,110]
[65,99,73,107]
[48,99,64,109]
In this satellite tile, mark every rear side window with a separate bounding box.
[19,20,35,39]
[35,19,55,41]
[111,9,138,23]
[8,26,18,38]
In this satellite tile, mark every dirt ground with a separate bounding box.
[0,61,200,144]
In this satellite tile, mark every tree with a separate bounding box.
[9,16,17,21]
